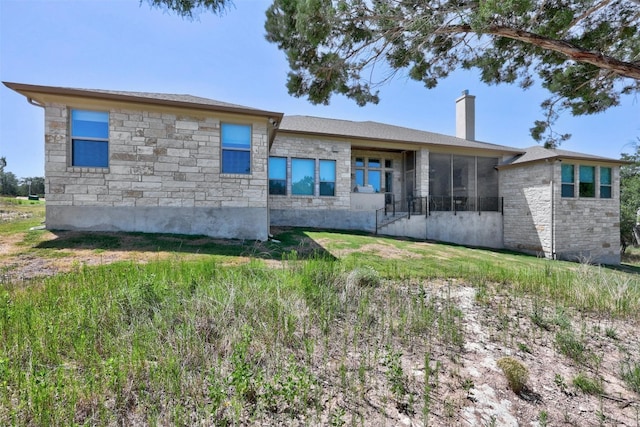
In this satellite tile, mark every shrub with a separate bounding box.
[621,361,640,394]
[346,266,381,288]
[497,357,529,394]
[572,373,603,395]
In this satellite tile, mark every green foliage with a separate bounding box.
[496,356,529,394]
[264,0,640,147]
[555,329,588,364]
[145,0,231,18]
[572,372,603,395]
[620,141,640,249]
[621,360,640,394]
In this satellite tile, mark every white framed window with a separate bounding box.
[268,157,287,195]
[579,165,595,198]
[292,158,315,195]
[221,123,251,174]
[600,167,612,199]
[319,160,336,196]
[561,164,575,198]
[71,109,109,167]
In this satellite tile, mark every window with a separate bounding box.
[269,157,286,195]
[221,123,251,174]
[292,158,315,195]
[561,164,575,197]
[353,156,394,192]
[368,170,381,192]
[71,109,109,167]
[579,165,595,197]
[600,167,612,199]
[319,160,336,196]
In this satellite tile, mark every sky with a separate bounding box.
[0,0,638,179]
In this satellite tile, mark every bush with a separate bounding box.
[497,357,529,394]
[573,373,603,395]
[346,266,381,288]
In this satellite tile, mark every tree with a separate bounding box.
[264,0,640,147]
[145,0,232,18]
[0,171,19,196]
[620,140,640,252]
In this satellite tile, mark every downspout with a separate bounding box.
[550,160,556,260]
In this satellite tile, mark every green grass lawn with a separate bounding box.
[1,199,639,425]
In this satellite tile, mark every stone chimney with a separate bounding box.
[455,90,475,141]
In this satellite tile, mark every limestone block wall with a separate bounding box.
[501,161,621,264]
[269,135,351,210]
[501,162,553,256]
[553,165,620,264]
[42,102,270,239]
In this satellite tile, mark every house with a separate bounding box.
[4,82,624,264]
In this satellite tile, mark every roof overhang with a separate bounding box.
[3,81,285,146]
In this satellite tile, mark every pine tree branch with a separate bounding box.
[438,25,640,80]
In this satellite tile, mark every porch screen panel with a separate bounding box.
[477,157,499,211]
[453,155,476,211]
[428,153,451,211]
[404,151,416,199]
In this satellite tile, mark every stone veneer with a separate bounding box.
[43,103,270,240]
[501,161,620,264]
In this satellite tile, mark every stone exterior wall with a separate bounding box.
[43,102,270,240]
[269,134,351,210]
[553,164,620,264]
[501,161,621,264]
[501,162,553,256]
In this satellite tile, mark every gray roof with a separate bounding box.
[500,145,625,167]
[3,82,284,119]
[279,115,523,153]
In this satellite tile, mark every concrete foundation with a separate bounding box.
[270,209,376,232]
[378,211,504,248]
[46,206,269,240]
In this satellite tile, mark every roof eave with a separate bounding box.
[3,81,284,122]
[276,127,523,154]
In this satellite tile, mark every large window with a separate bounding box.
[292,158,315,195]
[320,160,336,196]
[353,156,393,192]
[579,165,595,197]
[71,109,109,167]
[269,157,286,195]
[221,123,251,174]
[561,164,575,198]
[600,167,612,199]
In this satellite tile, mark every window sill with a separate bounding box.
[67,166,109,173]
[220,173,252,178]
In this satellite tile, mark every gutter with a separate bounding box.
[27,97,45,108]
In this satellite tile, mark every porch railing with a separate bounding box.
[375,195,503,233]
[427,196,503,215]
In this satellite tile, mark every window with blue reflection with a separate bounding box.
[579,165,595,197]
[269,157,287,195]
[600,167,612,199]
[320,160,336,196]
[221,123,251,174]
[355,169,364,187]
[561,164,574,198]
[368,170,381,192]
[71,109,109,167]
[292,158,315,195]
